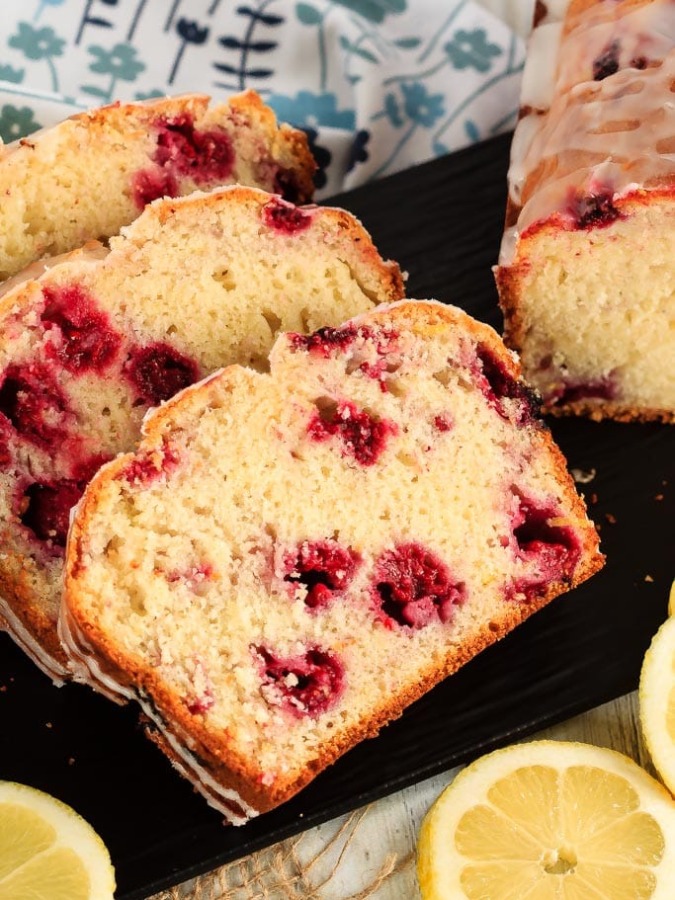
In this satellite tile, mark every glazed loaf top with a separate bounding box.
[502,0,675,262]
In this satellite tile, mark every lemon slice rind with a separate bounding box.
[418,740,675,900]
[640,615,675,798]
[0,781,115,900]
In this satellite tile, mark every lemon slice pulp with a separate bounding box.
[418,740,675,899]
[640,614,675,799]
[0,781,115,900]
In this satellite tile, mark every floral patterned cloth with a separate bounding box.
[0,0,524,196]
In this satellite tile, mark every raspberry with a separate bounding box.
[0,418,13,468]
[308,398,397,466]
[132,167,178,208]
[568,191,623,229]
[42,283,121,374]
[122,440,180,487]
[126,342,199,405]
[20,479,84,549]
[508,494,581,602]
[70,453,113,483]
[186,694,214,715]
[289,324,362,356]
[0,363,71,448]
[283,540,360,609]
[289,327,399,390]
[154,116,234,183]
[133,115,235,207]
[372,542,465,629]
[552,376,616,405]
[262,197,312,234]
[475,344,540,426]
[254,646,344,717]
[433,413,453,432]
[166,562,213,592]
[592,40,620,80]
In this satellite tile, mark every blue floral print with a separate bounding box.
[0,65,25,84]
[9,23,65,61]
[33,0,66,24]
[0,104,41,142]
[0,0,526,194]
[82,43,146,101]
[444,28,502,73]
[400,82,444,127]
[346,128,370,172]
[268,90,356,130]
[8,23,65,92]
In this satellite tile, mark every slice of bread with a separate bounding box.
[0,186,404,681]
[60,300,604,822]
[495,0,675,421]
[0,90,315,281]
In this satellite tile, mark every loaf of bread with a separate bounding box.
[495,0,675,422]
[0,186,404,681]
[60,300,604,822]
[0,90,315,281]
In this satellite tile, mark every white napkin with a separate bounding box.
[0,0,527,195]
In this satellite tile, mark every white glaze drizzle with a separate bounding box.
[58,600,259,824]
[135,696,259,826]
[57,602,132,702]
[0,595,68,684]
[502,0,675,263]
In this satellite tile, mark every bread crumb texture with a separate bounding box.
[64,301,603,809]
[0,186,402,675]
[0,91,315,280]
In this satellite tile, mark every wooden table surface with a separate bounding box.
[152,691,652,899]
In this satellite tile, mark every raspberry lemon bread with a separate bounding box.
[0,90,315,281]
[495,0,675,421]
[61,301,603,822]
[0,186,403,681]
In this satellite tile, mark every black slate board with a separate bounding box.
[1,132,674,899]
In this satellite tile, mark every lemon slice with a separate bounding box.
[417,740,675,899]
[640,615,675,799]
[0,781,115,900]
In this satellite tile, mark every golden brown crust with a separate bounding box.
[2,185,403,682]
[0,569,66,665]
[17,92,314,193]
[62,299,603,813]
[543,399,675,423]
[0,90,317,280]
[496,181,675,422]
[131,185,405,303]
[64,93,210,135]
[64,549,602,812]
[0,244,108,318]
[227,90,317,203]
